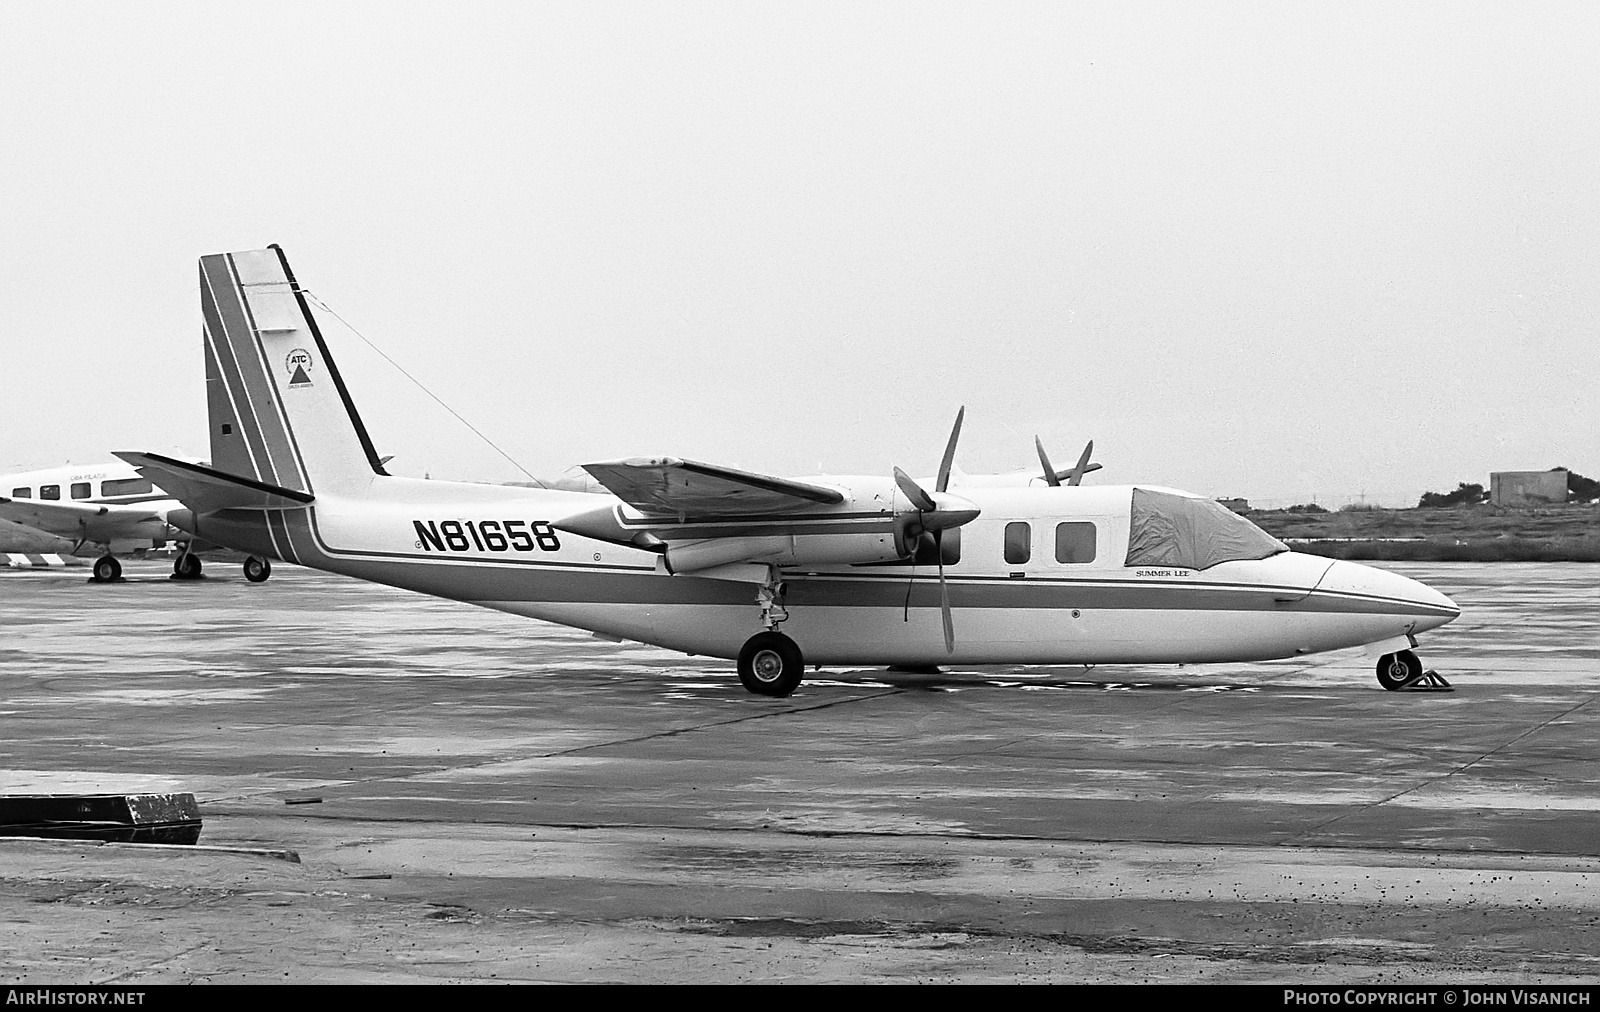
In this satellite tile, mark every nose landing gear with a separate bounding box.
[1376,650,1452,691]
[172,551,202,580]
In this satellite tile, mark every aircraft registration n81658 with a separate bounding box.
[117,247,1459,697]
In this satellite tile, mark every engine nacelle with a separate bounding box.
[665,531,903,574]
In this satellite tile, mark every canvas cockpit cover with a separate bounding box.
[1124,488,1288,570]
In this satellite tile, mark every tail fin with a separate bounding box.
[200,246,389,495]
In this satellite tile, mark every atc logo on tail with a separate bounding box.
[286,348,314,387]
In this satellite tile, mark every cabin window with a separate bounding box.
[71,482,91,499]
[10,487,29,498]
[1004,522,1031,565]
[1055,522,1097,564]
[40,485,60,500]
[102,478,154,497]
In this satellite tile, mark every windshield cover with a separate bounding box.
[1124,488,1288,570]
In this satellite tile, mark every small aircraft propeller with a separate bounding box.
[1035,436,1101,487]
[893,407,974,654]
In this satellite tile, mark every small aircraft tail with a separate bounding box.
[199,246,389,496]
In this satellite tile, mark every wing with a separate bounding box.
[559,457,979,580]
[0,497,160,538]
[114,452,315,513]
[580,458,843,518]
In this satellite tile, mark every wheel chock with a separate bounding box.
[1399,669,1453,691]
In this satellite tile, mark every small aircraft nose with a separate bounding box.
[1318,559,1461,631]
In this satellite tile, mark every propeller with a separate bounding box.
[893,407,974,653]
[1035,437,1100,486]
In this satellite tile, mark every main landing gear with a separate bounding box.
[736,567,804,697]
[171,552,273,582]
[1376,650,1452,691]
[738,631,804,697]
[91,556,121,583]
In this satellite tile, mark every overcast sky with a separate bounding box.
[2,2,1595,506]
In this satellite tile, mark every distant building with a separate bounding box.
[1490,471,1567,506]
[1216,498,1250,514]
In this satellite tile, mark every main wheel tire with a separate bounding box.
[737,632,805,697]
[1377,650,1423,690]
[92,556,120,582]
[173,554,202,580]
[243,556,272,583]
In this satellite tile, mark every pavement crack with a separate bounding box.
[554,688,908,753]
[283,688,907,795]
[92,941,211,984]
[1284,691,1600,844]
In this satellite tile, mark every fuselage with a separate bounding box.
[184,476,1460,668]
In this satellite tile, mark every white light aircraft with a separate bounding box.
[0,461,274,582]
[118,247,1459,696]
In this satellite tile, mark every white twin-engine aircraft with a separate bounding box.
[0,461,275,582]
[118,247,1459,697]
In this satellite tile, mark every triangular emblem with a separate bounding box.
[289,365,312,387]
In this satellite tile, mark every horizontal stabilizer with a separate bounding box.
[581,458,843,518]
[114,452,315,513]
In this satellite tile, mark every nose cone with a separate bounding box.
[163,507,197,535]
[1318,560,1461,630]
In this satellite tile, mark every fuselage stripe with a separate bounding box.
[200,262,278,488]
[204,506,1448,617]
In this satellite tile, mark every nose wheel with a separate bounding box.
[737,631,804,697]
[243,556,272,582]
[172,552,202,580]
[91,556,121,583]
[1376,650,1451,691]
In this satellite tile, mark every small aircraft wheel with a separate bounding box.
[1376,650,1423,691]
[737,632,805,697]
[173,554,202,580]
[243,556,272,583]
[92,556,121,582]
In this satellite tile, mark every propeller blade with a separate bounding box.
[936,406,965,493]
[1068,440,1095,486]
[1035,436,1061,487]
[936,531,954,653]
[893,466,936,513]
